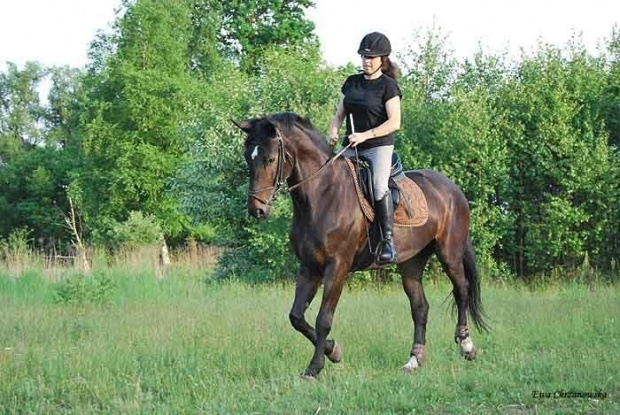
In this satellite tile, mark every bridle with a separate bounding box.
[247,129,353,206]
[247,130,291,206]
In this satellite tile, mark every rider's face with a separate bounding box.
[361,55,382,75]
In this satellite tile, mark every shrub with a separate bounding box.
[53,272,117,305]
[100,211,163,251]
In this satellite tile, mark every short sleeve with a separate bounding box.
[341,75,354,95]
[383,78,402,102]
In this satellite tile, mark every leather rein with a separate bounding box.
[247,130,353,205]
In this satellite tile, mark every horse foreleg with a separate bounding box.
[289,266,340,362]
[302,260,348,379]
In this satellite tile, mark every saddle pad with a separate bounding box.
[345,158,429,227]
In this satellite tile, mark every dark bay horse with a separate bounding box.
[234,112,489,379]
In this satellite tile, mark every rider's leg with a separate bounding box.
[366,145,397,265]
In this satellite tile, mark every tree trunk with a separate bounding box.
[160,239,171,267]
[188,237,198,265]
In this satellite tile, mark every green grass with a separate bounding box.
[1,269,618,414]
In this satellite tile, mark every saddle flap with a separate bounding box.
[345,158,428,227]
[349,152,405,208]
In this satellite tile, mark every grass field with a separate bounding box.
[1,268,618,414]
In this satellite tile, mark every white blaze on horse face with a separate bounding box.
[251,145,259,161]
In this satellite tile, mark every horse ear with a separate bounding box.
[263,119,278,137]
[231,119,252,133]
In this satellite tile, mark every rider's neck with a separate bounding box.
[364,69,383,80]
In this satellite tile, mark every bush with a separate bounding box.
[0,227,32,260]
[53,272,117,305]
[96,211,163,251]
[215,197,296,283]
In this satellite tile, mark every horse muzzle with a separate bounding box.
[247,198,271,219]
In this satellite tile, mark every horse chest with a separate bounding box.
[290,225,331,267]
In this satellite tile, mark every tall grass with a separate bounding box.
[1,261,618,413]
[0,243,220,282]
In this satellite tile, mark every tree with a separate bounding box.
[0,62,46,150]
[0,62,82,249]
[79,0,198,243]
[497,43,612,275]
[216,0,317,71]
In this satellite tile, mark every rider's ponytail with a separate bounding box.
[381,56,400,79]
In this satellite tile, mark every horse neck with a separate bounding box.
[285,133,341,215]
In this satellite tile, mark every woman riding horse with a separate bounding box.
[329,32,401,266]
[234,33,489,381]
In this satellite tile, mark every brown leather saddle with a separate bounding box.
[345,153,428,227]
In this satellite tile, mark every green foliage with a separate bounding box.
[53,272,117,305]
[217,197,296,282]
[79,0,199,240]
[0,62,83,249]
[0,143,78,244]
[397,28,619,278]
[96,211,163,250]
[190,223,217,243]
[496,44,612,274]
[216,0,317,71]
[0,227,32,261]
[0,61,47,146]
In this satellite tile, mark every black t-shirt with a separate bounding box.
[341,73,402,149]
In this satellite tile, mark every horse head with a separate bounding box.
[233,117,294,219]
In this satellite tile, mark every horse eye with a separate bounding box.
[268,157,275,163]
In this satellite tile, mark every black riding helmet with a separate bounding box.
[357,32,391,57]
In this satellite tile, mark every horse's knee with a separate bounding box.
[289,311,305,330]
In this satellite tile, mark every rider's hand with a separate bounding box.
[348,132,369,148]
[329,133,339,148]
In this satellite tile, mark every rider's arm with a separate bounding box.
[364,95,401,140]
[328,95,346,146]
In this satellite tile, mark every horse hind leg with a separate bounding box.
[398,245,433,374]
[436,239,484,361]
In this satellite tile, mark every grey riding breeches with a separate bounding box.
[343,145,393,200]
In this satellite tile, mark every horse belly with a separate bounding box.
[393,225,436,263]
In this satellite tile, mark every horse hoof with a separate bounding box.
[327,341,342,363]
[459,337,476,360]
[300,374,317,382]
[401,355,419,375]
[459,337,477,361]
[463,346,477,361]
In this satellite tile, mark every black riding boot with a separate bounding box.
[375,192,397,265]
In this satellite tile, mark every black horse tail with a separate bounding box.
[463,239,491,333]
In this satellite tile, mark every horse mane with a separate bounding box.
[268,112,331,156]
